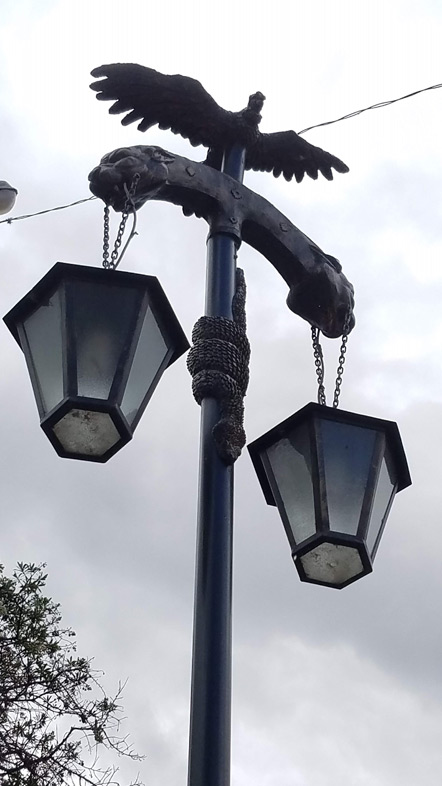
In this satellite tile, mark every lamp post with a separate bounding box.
[186,143,246,786]
[3,64,411,786]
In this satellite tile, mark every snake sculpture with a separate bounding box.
[89,144,354,339]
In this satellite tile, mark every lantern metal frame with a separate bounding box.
[248,402,411,589]
[4,262,189,462]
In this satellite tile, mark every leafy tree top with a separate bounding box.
[0,563,143,786]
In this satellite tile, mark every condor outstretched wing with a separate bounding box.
[90,63,235,149]
[247,130,349,182]
[91,64,349,184]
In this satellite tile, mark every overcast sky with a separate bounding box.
[0,1,442,784]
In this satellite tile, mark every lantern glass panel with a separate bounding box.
[72,281,140,400]
[299,543,364,586]
[23,289,63,415]
[121,305,168,425]
[265,422,316,544]
[52,409,120,457]
[366,448,396,556]
[320,419,378,535]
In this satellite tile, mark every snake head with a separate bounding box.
[286,253,355,338]
[88,145,174,211]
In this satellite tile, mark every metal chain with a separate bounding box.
[311,327,327,405]
[102,204,111,267]
[102,174,140,270]
[332,311,352,408]
[311,311,351,408]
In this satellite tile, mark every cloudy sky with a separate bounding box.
[1,1,442,784]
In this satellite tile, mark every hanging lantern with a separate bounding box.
[248,403,411,589]
[4,262,189,462]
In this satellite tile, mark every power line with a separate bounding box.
[298,80,442,135]
[0,195,97,225]
[1,79,441,226]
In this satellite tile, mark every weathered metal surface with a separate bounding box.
[89,146,355,338]
[90,63,349,183]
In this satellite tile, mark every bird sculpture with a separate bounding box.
[90,63,349,184]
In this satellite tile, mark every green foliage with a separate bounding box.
[0,563,142,786]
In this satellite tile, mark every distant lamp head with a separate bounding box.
[0,181,17,215]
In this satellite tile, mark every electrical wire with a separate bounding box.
[0,195,97,225]
[1,79,441,225]
[297,80,442,135]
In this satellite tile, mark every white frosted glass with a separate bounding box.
[52,409,120,456]
[266,424,316,544]
[367,451,396,557]
[321,420,377,535]
[73,282,138,399]
[299,542,364,585]
[77,328,123,399]
[121,307,168,425]
[23,290,63,414]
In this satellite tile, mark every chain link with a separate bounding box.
[103,204,110,268]
[332,311,352,408]
[102,174,140,270]
[311,327,327,405]
[311,311,352,408]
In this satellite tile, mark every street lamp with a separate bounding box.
[248,402,411,589]
[3,261,188,462]
[3,63,411,786]
[0,180,17,215]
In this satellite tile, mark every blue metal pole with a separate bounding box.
[187,144,246,786]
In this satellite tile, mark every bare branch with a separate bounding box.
[0,563,144,785]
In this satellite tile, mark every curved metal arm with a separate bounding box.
[89,145,355,338]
